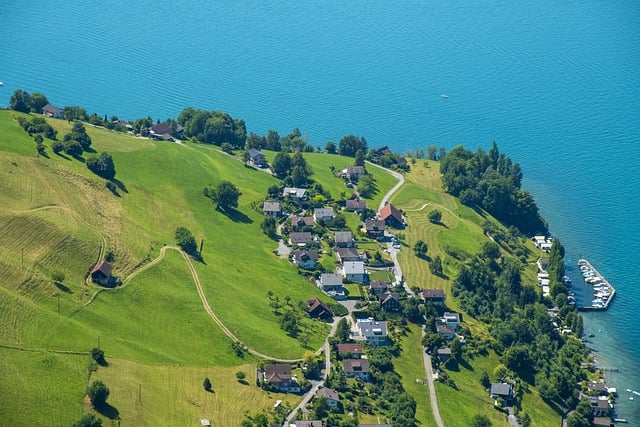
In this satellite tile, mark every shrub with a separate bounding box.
[86,152,116,180]
[86,380,109,407]
[203,377,212,392]
[52,140,64,153]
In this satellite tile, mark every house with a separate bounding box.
[306,297,333,320]
[343,165,366,182]
[90,261,112,286]
[334,231,354,248]
[436,324,456,340]
[592,417,613,427]
[345,199,366,212]
[589,397,610,418]
[370,280,389,296]
[290,232,313,246]
[337,343,363,358]
[379,203,404,228]
[283,187,307,200]
[263,201,282,217]
[490,382,514,403]
[440,312,460,330]
[314,207,334,223]
[264,364,300,393]
[149,122,183,140]
[293,249,318,270]
[291,215,314,229]
[247,148,266,167]
[364,219,386,239]
[436,348,451,362]
[335,247,360,263]
[342,359,370,381]
[316,387,339,408]
[379,291,401,311]
[292,421,323,427]
[200,419,211,427]
[422,288,446,305]
[42,103,63,118]
[343,261,367,283]
[587,381,608,396]
[354,318,388,345]
[318,273,346,300]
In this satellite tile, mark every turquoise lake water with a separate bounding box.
[2,0,639,421]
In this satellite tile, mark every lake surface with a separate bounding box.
[2,0,639,421]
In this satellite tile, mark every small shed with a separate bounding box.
[90,261,112,286]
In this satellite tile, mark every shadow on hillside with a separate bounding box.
[38,151,50,159]
[111,178,128,194]
[221,208,253,224]
[416,254,432,262]
[84,146,96,154]
[54,151,71,160]
[238,379,249,386]
[54,282,73,293]
[95,402,119,420]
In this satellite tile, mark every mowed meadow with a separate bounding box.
[0,110,396,425]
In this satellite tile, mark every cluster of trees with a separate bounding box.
[17,116,57,140]
[404,145,448,161]
[440,143,546,234]
[9,89,50,114]
[177,107,246,147]
[175,227,198,256]
[270,151,313,186]
[246,128,314,153]
[86,152,116,180]
[337,134,367,157]
[452,238,587,407]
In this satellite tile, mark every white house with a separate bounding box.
[354,318,388,346]
[343,261,367,283]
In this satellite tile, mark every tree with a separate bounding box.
[63,106,88,122]
[236,371,246,381]
[469,414,492,427]
[175,227,198,256]
[51,271,65,284]
[429,255,443,276]
[450,337,463,360]
[9,89,31,113]
[73,413,102,427]
[204,181,241,211]
[428,209,442,224]
[52,140,64,154]
[354,149,365,166]
[91,347,106,365]
[86,152,116,179]
[29,92,49,113]
[338,134,367,157]
[203,377,212,392]
[480,371,491,389]
[271,151,291,179]
[63,140,83,157]
[325,141,337,154]
[357,174,375,198]
[64,121,92,150]
[335,318,350,342]
[413,240,428,257]
[86,380,110,407]
[261,216,277,237]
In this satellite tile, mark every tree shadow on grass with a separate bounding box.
[95,402,119,420]
[416,254,432,262]
[54,151,71,160]
[238,379,249,386]
[111,178,128,194]
[54,282,73,293]
[221,208,253,224]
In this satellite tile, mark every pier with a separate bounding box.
[576,259,616,311]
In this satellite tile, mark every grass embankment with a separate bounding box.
[0,110,398,425]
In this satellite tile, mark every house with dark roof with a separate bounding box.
[306,297,332,320]
[314,207,334,223]
[343,359,370,381]
[337,343,363,359]
[354,319,388,346]
[379,203,404,228]
[291,215,314,229]
[436,348,451,362]
[343,166,366,182]
[149,122,183,140]
[90,261,112,286]
[364,218,386,239]
[293,249,318,270]
[42,103,63,118]
[247,148,266,167]
[422,288,446,305]
[335,247,360,264]
[316,387,339,408]
[264,364,300,393]
[263,201,282,217]
[379,291,401,311]
[290,232,313,246]
[490,383,514,403]
[292,421,323,427]
[345,199,366,213]
[319,273,343,292]
[437,324,456,340]
[334,231,354,248]
[370,280,389,296]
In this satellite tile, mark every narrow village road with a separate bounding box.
[422,330,445,427]
[367,161,405,213]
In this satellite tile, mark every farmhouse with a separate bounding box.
[422,288,446,305]
[149,122,183,140]
[306,297,333,320]
[343,358,370,381]
[42,103,63,118]
[316,387,339,408]
[90,261,112,286]
[247,148,266,166]
[345,199,366,212]
[379,203,404,228]
[364,218,386,239]
[379,291,401,311]
[264,364,300,393]
[289,232,313,246]
[263,201,282,217]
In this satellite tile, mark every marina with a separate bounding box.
[576,259,616,311]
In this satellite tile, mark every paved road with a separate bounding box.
[422,329,445,427]
[366,161,405,213]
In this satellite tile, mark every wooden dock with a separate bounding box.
[576,259,616,311]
